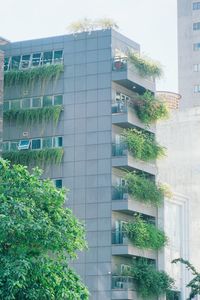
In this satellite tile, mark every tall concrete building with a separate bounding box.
[178,0,200,108]
[0,29,185,300]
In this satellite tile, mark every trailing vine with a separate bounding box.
[122,128,165,161]
[134,91,169,125]
[2,148,64,166]
[130,258,174,298]
[4,64,64,89]
[123,214,167,250]
[125,172,169,206]
[128,52,163,78]
[3,105,63,127]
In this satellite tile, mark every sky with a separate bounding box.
[0,0,178,92]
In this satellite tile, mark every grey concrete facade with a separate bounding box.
[2,30,182,300]
[178,0,200,108]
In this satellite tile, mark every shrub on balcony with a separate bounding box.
[125,172,167,206]
[134,91,169,125]
[123,214,167,250]
[131,258,174,298]
[4,105,63,127]
[2,148,64,166]
[122,128,165,161]
[4,64,64,88]
[128,52,163,78]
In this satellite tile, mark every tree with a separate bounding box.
[0,159,88,300]
[172,258,200,300]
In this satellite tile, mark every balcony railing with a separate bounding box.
[112,57,128,72]
[112,275,135,290]
[112,185,128,200]
[112,143,127,157]
[112,101,128,114]
[112,230,128,245]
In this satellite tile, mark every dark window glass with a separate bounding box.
[55,179,62,189]
[11,56,21,70]
[32,97,42,108]
[54,50,63,63]
[21,55,30,69]
[43,52,53,65]
[4,57,10,71]
[54,136,63,147]
[193,22,200,30]
[54,95,63,105]
[3,101,9,111]
[21,98,31,108]
[2,142,9,152]
[10,142,18,151]
[31,53,41,67]
[193,2,200,9]
[32,139,41,149]
[43,96,52,107]
[43,137,53,148]
[11,100,20,110]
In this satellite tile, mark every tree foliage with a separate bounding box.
[0,159,88,299]
[172,258,200,299]
[67,18,118,33]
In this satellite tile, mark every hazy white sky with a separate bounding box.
[1,0,178,92]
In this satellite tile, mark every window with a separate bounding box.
[2,142,9,152]
[18,140,30,150]
[43,96,52,107]
[53,136,63,147]
[54,95,63,105]
[43,137,53,148]
[11,56,20,70]
[11,100,20,110]
[3,101,10,111]
[32,97,42,108]
[4,57,10,71]
[193,43,200,51]
[193,2,200,9]
[194,64,200,72]
[21,98,31,109]
[193,22,200,30]
[43,51,53,65]
[31,139,41,149]
[10,141,18,151]
[20,55,31,69]
[54,179,63,189]
[54,50,63,63]
[194,85,200,93]
[31,53,42,67]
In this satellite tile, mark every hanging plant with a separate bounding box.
[4,64,64,89]
[3,105,63,127]
[122,128,165,161]
[130,258,174,298]
[2,148,64,166]
[123,214,167,250]
[134,91,169,125]
[125,172,168,206]
[128,52,163,78]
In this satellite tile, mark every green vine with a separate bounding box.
[3,105,63,127]
[4,64,64,89]
[130,258,174,298]
[123,214,167,250]
[134,91,169,125]
[122,128,165,161]
[125,172,168,206]
[128,52,163,78]
[2,148,64,166]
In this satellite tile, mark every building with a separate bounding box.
[0,29,184,300]
[178,0,200,108]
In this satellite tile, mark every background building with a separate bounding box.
[1,29,185,300]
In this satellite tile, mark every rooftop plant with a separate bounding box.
[2,148,64,166]
[131,258,174,298]
[4,64,64,89]
[128,52,163,78]
[123,214,167,250]
[134,91,169,125]
[122,128,165,161]
[125,172,167,206]
[4,105,63,127]
[67,18,118,33]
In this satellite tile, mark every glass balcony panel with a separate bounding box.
[112,276,134,290]
[112,57,128,71]
[112,143,127,156]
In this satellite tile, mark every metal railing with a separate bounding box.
[112,185,128,200]
[112,275,135,290]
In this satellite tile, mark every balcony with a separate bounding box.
[112,57,155,94]
[112,186,156,217]
[112,100,155,133]
[112,143,157,175]
[112,230,156,260]
[111,276,137,299]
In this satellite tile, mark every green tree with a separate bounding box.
[172,258,200,299]
[0,159,88,300]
